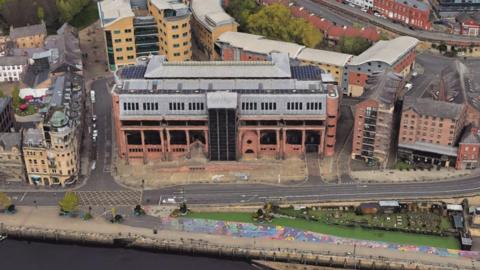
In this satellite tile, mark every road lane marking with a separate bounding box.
[20,192,27,202]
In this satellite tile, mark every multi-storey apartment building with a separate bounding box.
[342,36,418,97]
[216,31,352,84]
[456,126,480,169]
[22,74,83,186]
[0,97,15,132]
[189,0,238,60]
[0,56,27,82]
[398,96,467,168]
[98,0,192,70]
[352,71,404,167]
[148,0,192,61]
[112,53,340,164]
[0,132,25,182]
[438,60,480,127]
[9,22,47,49]
[98,0,137,70]
[373,0,431,30]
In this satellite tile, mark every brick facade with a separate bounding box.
[373,0,431,30]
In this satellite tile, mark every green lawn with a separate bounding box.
[186,212,459,249]
[69,1,99,29]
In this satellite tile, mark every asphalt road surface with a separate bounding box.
[7,174,480,207]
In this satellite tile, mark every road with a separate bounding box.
[80,78,123,191]
[7,174,480,206]
[303,0,480,45]
[296,0,355,26]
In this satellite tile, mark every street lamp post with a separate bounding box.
[353,243,357,270]
[140,179,145,205]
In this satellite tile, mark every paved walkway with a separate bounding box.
[351,169,473,183]
[0,206,476,269]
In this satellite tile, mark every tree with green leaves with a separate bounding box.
[339,36,371,55]
[58,192,79,213]
[246,4,323,48]
[226,0,259,32]
[56,0,90,22]
[37,6,45,22]
[437,42,448,53]
[0,90,5,98]
[0,192,12,211]
[11,85,20,109]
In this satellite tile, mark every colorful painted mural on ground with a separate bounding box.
[158,217,480,260]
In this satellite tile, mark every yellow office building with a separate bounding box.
[148,0,192,61]
[189,0,237,60]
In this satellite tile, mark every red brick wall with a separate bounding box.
[373,0,431,30]
[325,93,339,157]
[456,143,480,169]
[352,99,378,157]
[221,47,235,60]
[219,45,270,61]
[348,72,369,87]
[393,50,416,73]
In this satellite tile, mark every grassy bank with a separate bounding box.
[187,212,459,249]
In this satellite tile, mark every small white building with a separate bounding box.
[0,56,28,82]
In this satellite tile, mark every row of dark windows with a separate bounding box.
[124,101,323,112]
[242,102,323,111]
[123,102,205,112]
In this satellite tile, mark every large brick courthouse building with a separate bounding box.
[112,53,340,163]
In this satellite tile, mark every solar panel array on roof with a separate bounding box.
[290,66,323,81]
[120,66,147,79]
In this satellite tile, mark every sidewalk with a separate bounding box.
[0,206,476,269]
[351,169,473,183]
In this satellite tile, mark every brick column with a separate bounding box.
[301,129,306,153]
[319,129,325,155]
[160,129,166,160]
[204,129,209,155]
[166,129,171,153]
[256,129,260,159]
[276,129,280,159]
[186,130,190,154]
[124,131,129,165]
[141,130,146,164]
[282,129,287,160]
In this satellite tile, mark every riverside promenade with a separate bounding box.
[0,206,477,270]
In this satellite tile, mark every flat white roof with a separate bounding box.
[150,0,188,11]
[191,0,236,31]
[217,31,352,67]
[447,204,463,211]
[297,48,352,67]
[98,0,134,27]
[218,32,305,58]
[144,53,292,79]
[398,141,458,157]
[379,201,400,207]
[207,92,237,109]
[349,36,419,66]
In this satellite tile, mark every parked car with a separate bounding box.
[405,82,413,91]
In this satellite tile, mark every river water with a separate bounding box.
[0,239,259,270]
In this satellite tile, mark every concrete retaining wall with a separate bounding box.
[0,223,465,270]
